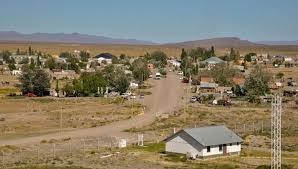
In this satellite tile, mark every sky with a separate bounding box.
[0,0,298,43]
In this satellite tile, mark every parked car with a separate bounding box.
[130,94,137,99]
[140,94,145,99]
[177,71,183,75]
[182,78,189,83]
[190,96,197,103]
[26,93,36,97]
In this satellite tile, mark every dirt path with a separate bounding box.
[0,72,184,146]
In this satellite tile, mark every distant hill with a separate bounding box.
[164,37,260,48]
[0,31,156,45]
[256,41,298,46]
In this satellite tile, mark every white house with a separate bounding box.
[168,59,181,67]
[164,125,243,159]
[95,53,113,64]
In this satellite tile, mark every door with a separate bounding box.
[223,144,227,155]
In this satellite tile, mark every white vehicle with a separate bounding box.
[177,71,183,75]
[155,72,161,80]
[130,94,137,99]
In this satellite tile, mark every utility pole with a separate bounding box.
[271,95,282,169]
[60,103,63,134]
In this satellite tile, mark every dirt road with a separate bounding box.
[0,72,184,146]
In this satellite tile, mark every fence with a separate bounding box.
[0,135,145,167]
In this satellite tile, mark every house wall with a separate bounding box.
[226,143,241,153]
[166,135,202,156]
[202,143,241,157]
[202,145,222,156]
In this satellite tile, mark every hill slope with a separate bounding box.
[257,41,298,46]
[165,37,260,48]
[0,31,156,45]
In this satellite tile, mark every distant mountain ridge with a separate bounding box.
[0,31,156,45]
[256,41,298,46]
[165,37,259,48]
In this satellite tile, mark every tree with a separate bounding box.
[210,46,215,56]
[131,58,150,83]
[114,73,129,93]
[18,65,34,94]
[45,57,57,70]
[79,72,107,96]
[119,54,126,60]
[32,69,51,96]
[244,53,256,62]
[16,48,20,55]
[28,46,32,55]
[275,72,284,79]
[36,56,41,68]
[20,57,29,64]
[80,51,90,62]
[1,50,12,63]
[8,63,16,71]
[181,48,187,60]
[150,51,168,68]
[29,58,36,70]
[244,65,272,103]
[55,80,59,93]
[18,65,50,96]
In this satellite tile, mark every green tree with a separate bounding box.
[150,51,167,68]
[181,48,187,60]
[29,58,36,70]
[275,72,284,79]
[55,80,59,93]
[20,57,29,64]
[1,50,12,63]
[80,51,90,62]
[8,63,16,71]
[210,46,215,56]
[244,65,272,103]
[131,58,150,83]
[16,48,20,55]
[36,56,41,68]
[32,69,51,96]
[114,73,130,93]
[45,57,57,70]
[28,46,32,55]
[18,65,34,94]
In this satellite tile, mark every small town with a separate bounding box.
[0,1,298,169]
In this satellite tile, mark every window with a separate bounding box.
[219,145,223,152]
[207,146,211,152]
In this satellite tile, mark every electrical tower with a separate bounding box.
[271,95,282,169]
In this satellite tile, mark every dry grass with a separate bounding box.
[0,97,142,139]
[1,42,298,57]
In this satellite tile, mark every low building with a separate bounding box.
[164,126,243,159]
[95,53,113,64]
[201,57,224,69]
[10,55,38,64]
[200,76,214,83]
[168,59,181,67]
[52,70,77,80]
[198,82,218,93]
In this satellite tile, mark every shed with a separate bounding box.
[164,126,243,159]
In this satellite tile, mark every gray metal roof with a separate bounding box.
[202,57,224,64]
[200,82,218,88]
[183,125,243,146]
